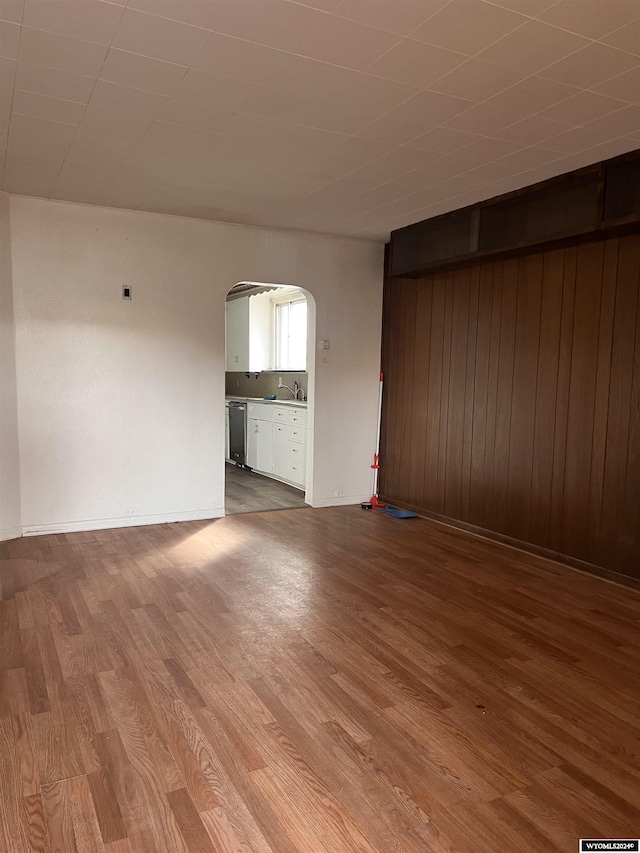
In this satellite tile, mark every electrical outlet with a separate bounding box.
[334,490,345,497]
[123,507,138,517]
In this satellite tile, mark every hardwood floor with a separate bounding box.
[1,506,640,852]
[225,463,308,515]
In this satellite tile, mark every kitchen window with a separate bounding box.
[274,296,307,370]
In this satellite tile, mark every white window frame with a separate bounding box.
[271,292,307,371]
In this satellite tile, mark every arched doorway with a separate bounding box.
[223,281,315,515]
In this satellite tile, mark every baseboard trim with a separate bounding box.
[0,525,23,542]
[312,494,369,508]
[22,508,225,537]
[379,496,640,592]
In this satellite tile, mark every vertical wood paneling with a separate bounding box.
[380,231,640,581]
[469,265,493,526]
[561,241,604,561]
[599,234,640,571]
[492,259,518,534]
[530,249,564,548]
[506,253,543,542]
[408,285,432,507]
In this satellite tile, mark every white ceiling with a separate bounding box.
[1,0,639,241]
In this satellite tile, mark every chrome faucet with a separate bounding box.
[278,382,296,398]
[278,381,304,400]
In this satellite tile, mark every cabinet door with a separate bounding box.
[225,298,250,371]
[247,418,258,469]
[255,419,273,474]
[273,423,288,478]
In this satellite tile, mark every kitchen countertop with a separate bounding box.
[225,396,308,408]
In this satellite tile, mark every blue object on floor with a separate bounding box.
[381,505,419,518]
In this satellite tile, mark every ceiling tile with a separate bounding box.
[411,0,527,55]
[15,61,95,103]
[297,14,401,69]
[582,104,640,137]
[0,1,24,24]
[428,58,525,102]
[209,111,346,170]
[446,76,579,134]
[311,135,395,175]
[12,88,86,124]
[332,0,450,36]
[0,19,20,59]
[89,79,168,121]
[538,0,640,39]
[357,89,474,144]
[213,0,326,54]
[367,38,468,87]
[495,145,560,169]
[19,27,108,76]
[431,136,524,173]
[51,157,119,200]
[3,167,57,197]
[127,0,224,30]
[481,0,556,13]
[112,8,211,65]
[292,176,380,214]
[100,48,187,96]
[193,32,285,84]
[6,111,76,166]
[259,53,357,97]
[593,66,640,103]
[157,68,257,131]
[409,125,481,152]
[601,19,640,56]
[537,91,630,125]
[477,19,589,74]
[0,54,14,87]
[23,0,125,45]
[542,122,619,153]
[347,145,444,182]
[539,42,639,89]
[334,73,420,113]
[493,114,572,143]
[241,86,378,134]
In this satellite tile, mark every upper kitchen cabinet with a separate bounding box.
[225,293,272,372]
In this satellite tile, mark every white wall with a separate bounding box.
[10,196,384,535]
[0,193,22,540]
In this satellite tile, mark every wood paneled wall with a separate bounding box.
[380,232,640,581]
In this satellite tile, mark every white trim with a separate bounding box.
[0,526,23,542]
[311,494,370,508]
[22,508,225,537]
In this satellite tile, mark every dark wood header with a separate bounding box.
[389,148,640,277]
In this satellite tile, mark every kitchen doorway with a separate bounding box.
[224,282,315,515]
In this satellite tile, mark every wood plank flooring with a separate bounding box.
[1,506,640,852]
[225,463,308,515]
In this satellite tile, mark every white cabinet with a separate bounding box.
[273,422,289,479]
[225,297,250,371]
[248,402,280,475]
[225,293,273,371]
[244,402,307,490]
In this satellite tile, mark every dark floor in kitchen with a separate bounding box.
[225,462,308,515]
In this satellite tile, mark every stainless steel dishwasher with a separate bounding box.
[228,401,247,466]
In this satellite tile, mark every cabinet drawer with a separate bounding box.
[288,460,305,486]
[288,425,304,443]
[288,442,304,462]
[287,409,307,426]
[248,402,273,421]
[272,407,289,422]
